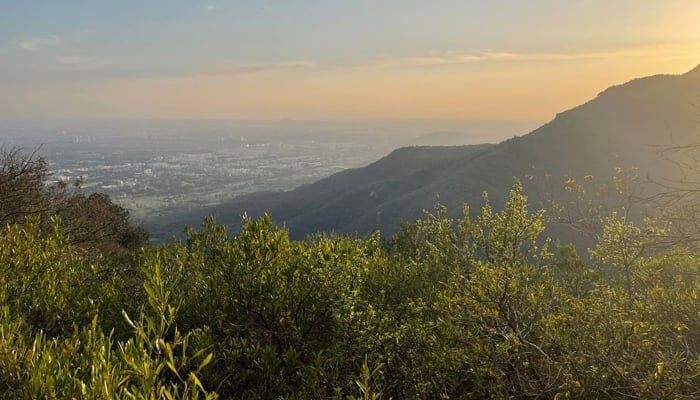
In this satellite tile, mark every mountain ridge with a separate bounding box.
[150,66,700,240]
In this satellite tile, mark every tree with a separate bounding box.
[0,147,49,225]
[0,147,148,255]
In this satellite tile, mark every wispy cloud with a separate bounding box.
[373,51,525,67]
[19,35,61,51]
[203,61,318,76]
[206,4,216,11]
[55,55,113,71]
[371,46,698,68]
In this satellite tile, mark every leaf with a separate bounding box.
[121,310,136,329]
[190,372,205,392]
[197,353,213,373]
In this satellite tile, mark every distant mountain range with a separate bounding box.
[153,65,700,240]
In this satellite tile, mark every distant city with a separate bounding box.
[0,119,538,234]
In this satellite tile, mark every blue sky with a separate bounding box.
[1,1,698,119]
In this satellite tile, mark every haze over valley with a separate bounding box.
[1,119,538,239]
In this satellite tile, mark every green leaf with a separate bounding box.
[197,353,213,373]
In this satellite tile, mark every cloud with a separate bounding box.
[55,55,113,71]
[203,61,318,76]
[372,51,524,67]
[371,46,696,68]
[19,35,61,51]
[206,4,215,11]
[36,59,317,82]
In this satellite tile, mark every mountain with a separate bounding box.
[153,65,700,240]
[413,131,501,146]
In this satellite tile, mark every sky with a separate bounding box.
[1,0,699,121]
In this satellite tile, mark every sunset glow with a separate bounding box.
[1,1,698,121]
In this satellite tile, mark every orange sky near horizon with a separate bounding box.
[1,1,699,122]
[5,48,697,121]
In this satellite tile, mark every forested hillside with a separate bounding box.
[1,143,699,398]
[176,66,700,240]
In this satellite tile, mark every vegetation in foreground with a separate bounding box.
[0,149,699,399]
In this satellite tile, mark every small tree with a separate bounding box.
[0,147,49,225]
[0,147,148,255]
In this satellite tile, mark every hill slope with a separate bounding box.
[155,65,700,239]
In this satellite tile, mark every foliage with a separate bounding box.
[1,180,699,399]
[0,222,216,399]
[0,147,148,256]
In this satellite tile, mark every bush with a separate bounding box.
[1,182,698,398]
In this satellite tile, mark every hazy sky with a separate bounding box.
[1,1,699,120]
